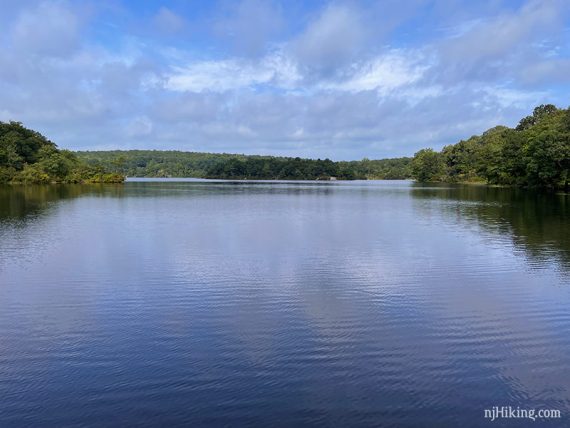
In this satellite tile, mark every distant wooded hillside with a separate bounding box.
[75,150,413,181]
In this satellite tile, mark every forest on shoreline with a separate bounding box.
[76,150,412,181]
[2,104,568,188]
[0,121,123,184]
[411,104,569,189]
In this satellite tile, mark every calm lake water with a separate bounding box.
[0,180,569,427]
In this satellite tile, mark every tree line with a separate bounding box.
[76,150,413,181]
[0,121,124,184]
[411,104,570,189]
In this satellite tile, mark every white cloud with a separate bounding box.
[291,4,367,76]
[320,51,428,94]
[165,49,428,96]
[481,87,548,109]
[153,7,186,34]
[439,0,568,82]
[10,1,81,57]
[165,52,300,92]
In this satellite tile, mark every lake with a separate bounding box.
[0,180,569,427]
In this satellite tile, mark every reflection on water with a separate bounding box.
[411,183,570,272]
[0,184,124,222]
[0,181,569,427]
[2,182,567,271]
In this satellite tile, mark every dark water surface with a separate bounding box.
[0,180,569,427]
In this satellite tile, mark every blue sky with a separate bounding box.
[0,0,569,160]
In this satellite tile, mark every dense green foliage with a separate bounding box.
[204,156,344,180]
[0,122,124,184]
[411,105,570,189]
[411,149,445,182]
[338,157,412,180]
[77,150,413,180]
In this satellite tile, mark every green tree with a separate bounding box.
[412,149,445,182]
[525,125,570,188]
[0,121,124,184]
[516,104,558,131]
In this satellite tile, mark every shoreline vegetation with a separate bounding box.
[410,104,569,190]
[0,121,124,184]
[2,104,568,189]
[76,150,412,181]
